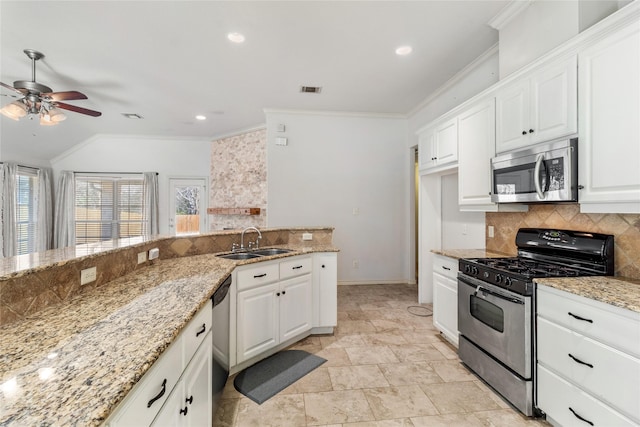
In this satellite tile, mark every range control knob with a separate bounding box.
[471,266,479,276]
[504,277,512,287]
[464,265,471,273]
[483,271,490,279]
[495,274,502,283]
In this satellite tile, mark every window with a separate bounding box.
[75,175,147,244]
[16,167,39,255]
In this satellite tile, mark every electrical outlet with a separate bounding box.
[302,233,313,241]
[149,248,160,260]
[137,252,147,264]
[80,267,97,285]
[488,225,495,238]
[352,259,359,269]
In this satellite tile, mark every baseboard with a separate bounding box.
[338,280,417,286]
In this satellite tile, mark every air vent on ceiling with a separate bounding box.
[300,86,322,94]
[122,113,144,119]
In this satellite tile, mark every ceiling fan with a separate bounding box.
[0,49,102,125]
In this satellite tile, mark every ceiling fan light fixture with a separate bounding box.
[39,115,59,126]
[0,101,28,120]
[48,108,67,122]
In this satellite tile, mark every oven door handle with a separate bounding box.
[473,284,525,305]
[534,153,546,199]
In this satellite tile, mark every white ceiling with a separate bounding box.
[0,1,508,163]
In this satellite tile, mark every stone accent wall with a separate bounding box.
[209,128,267,230]
[486,204,640,279]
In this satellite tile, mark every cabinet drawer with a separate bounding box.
[182,299,213,367]
[237,262,279,291]
[280,256,312,280]
[433,255,458,280]
[108,336,183,426]
[537,317,640,421]
[537,365,637,427]
[537,285,640,357]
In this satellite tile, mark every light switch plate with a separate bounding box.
[275,137,288,146]
[149,248,160,260]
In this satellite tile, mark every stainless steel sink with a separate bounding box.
[251,248,293,256]
[216,252,262,260]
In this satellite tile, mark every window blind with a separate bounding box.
[75,174,147,244]
[15,167,39,255]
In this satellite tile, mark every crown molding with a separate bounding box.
[488,0,534,30]
[263,108,406,120]
[210,124,267,141]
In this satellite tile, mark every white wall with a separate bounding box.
[265,111,410,285]
[51,134,211,236]
[440,173,484,249]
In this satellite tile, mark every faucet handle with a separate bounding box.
[255,237,261,249]
[247,241,255,250]
[231,242,240,252]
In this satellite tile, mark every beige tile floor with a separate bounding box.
[214,284,550,427]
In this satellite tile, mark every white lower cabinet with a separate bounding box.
[313,252,337,329]
[107,300,213,427]
[536,284,640,426]
[236,255,314,364]
[152,336,212,427]
[432,255,458,347]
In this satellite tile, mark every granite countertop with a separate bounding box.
[0,246,337,426]
[535,276,640,314]
[431,248,511,260]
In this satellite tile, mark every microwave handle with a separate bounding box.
[534,153,545,199]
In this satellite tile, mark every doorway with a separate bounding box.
[169,178,207,235]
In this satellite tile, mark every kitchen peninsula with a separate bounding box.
[0,227,338,426]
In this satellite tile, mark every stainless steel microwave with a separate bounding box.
[491,138,578,203]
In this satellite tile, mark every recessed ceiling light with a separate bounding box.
[395,46,413,56]
[195,115,207,121]
[122,113,143,119]
[227,32,245,43]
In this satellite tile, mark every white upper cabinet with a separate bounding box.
[418,116,458,173]
[458,97,496,208]
[578,20,640,213]
[496,55,577,153]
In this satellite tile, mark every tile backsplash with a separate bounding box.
[486,204,640,279]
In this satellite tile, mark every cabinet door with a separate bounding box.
[578,22,640,212]
[279,274,313,342]
[418,127,437,171]
[458,98,496,208]
[237,283,279,363]
[432,273,458,347]
[530,55,577,143]
[496,79,529,153]
[314,253,337,328]
[183,337,213,427]
[434,117,458,165]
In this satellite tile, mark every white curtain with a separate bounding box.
[36,167,54,252]
[1,162,17,257]
[143,172,159,236]
[54,171,76,249]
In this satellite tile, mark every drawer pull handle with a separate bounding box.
[195,324,206,337]
[186,395,193,405]
[442,266,451,271]
[147,379,167,408]
[180,406,188,416]
[254,273,267,278]
[292,265,303,270]
[568,312,593,323]
[569,407,594,426]
[568,353,593,368]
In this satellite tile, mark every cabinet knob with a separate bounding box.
[276,292,280,296]
[186,395,193,405]
[282,290,286,295]
[522,131,527,135]
[180,407,188,416]
[578,185,584,190]
[529,129,534,133]
[321,265,325,268]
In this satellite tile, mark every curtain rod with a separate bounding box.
[74,172,159,175]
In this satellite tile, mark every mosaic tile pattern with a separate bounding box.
[486,205,640,279]
[210,128,267,230]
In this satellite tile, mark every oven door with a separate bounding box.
[458,274,532,379]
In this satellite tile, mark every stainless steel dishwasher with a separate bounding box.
[211,275,231,416]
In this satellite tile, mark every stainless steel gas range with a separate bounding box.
[457,228,614,417]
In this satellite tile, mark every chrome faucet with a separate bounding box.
[240,226,262,250]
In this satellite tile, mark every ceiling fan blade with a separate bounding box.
[1,81,25,95]
[56,102,102,117]
[43,91,88,101]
